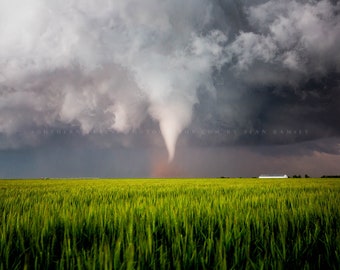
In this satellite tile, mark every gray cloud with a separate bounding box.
[0,0,228,161]
[0,0,339,177]
[194,0,340,145]
[227,0,340,78]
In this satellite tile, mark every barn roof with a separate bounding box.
[259,174,288,178]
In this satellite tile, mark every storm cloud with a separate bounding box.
[0,0,339,177]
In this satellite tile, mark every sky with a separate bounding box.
[0,0,339,178]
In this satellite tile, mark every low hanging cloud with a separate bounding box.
[0,0,340,163]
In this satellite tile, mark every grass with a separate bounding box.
[0,178,339,269]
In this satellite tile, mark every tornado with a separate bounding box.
[0,0,226,162]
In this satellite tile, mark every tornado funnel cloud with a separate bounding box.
[159,117,181,162]
[149,100,193,162]
[0,0,226,161]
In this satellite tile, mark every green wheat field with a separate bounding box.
[0,178,339,269]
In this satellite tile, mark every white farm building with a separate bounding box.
[259,174,288,179]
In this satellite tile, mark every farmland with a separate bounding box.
[0,178,339,269]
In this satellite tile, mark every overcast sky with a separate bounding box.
[0,0,339,178]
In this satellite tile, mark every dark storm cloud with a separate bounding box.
[191,0,340,147]
[0,0,339,177]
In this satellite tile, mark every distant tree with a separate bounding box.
[305,174,310,178]
[292,175,301,178]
